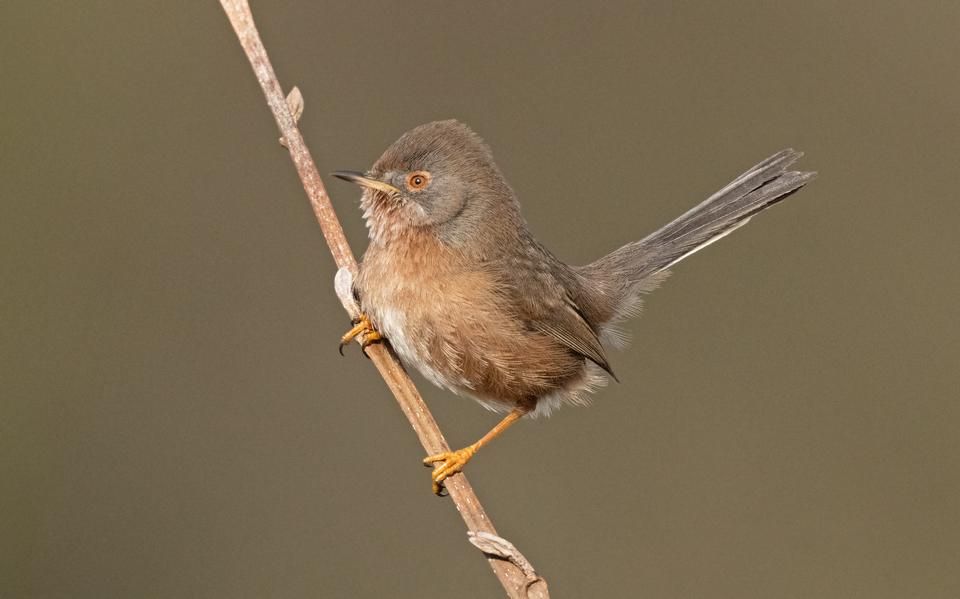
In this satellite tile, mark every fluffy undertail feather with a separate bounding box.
[579,149,816,326]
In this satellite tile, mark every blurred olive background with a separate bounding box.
[3,2,958,597]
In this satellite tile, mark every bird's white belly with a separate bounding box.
[373,304,467,394]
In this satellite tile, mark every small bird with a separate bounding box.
[334,120,815,495]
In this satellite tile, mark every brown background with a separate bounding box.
[4,2,958,597]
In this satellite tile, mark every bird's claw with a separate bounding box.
[339,313,382,355]
[423,445,478,496]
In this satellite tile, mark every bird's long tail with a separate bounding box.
[578,149,816,326]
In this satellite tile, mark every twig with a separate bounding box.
[218,2,548,597]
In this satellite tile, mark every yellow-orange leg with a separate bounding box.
[423,407,528,496]
[339,313,382,355]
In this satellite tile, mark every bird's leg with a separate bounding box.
[338,313,382,355]
[423,407,528,496]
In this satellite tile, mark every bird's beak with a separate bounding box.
[331,171,401,195]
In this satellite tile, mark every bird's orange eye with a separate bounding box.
[406,171,431,191]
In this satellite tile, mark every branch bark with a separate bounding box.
[218,2,548,597]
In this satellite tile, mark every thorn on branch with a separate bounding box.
[468,531,548,596]
[334,267,361,320]
[279,86,304,147]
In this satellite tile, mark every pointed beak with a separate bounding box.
[331,171,401,195]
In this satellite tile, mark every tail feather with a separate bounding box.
[577,149,816,327]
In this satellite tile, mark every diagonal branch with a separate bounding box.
[218,2,548,597]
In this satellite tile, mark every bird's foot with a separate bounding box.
[423,445,478,496]
[339,313,382,355]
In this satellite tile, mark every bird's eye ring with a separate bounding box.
[406,171,431,191]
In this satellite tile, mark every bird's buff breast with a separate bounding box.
[357,238,491,393]
[357,236,572,414]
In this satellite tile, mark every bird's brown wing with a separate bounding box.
[530,294,616,380]
[504,255,615,379]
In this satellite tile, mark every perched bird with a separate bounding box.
[334,120,815,494]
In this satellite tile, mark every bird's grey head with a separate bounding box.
[334,120,517,245]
